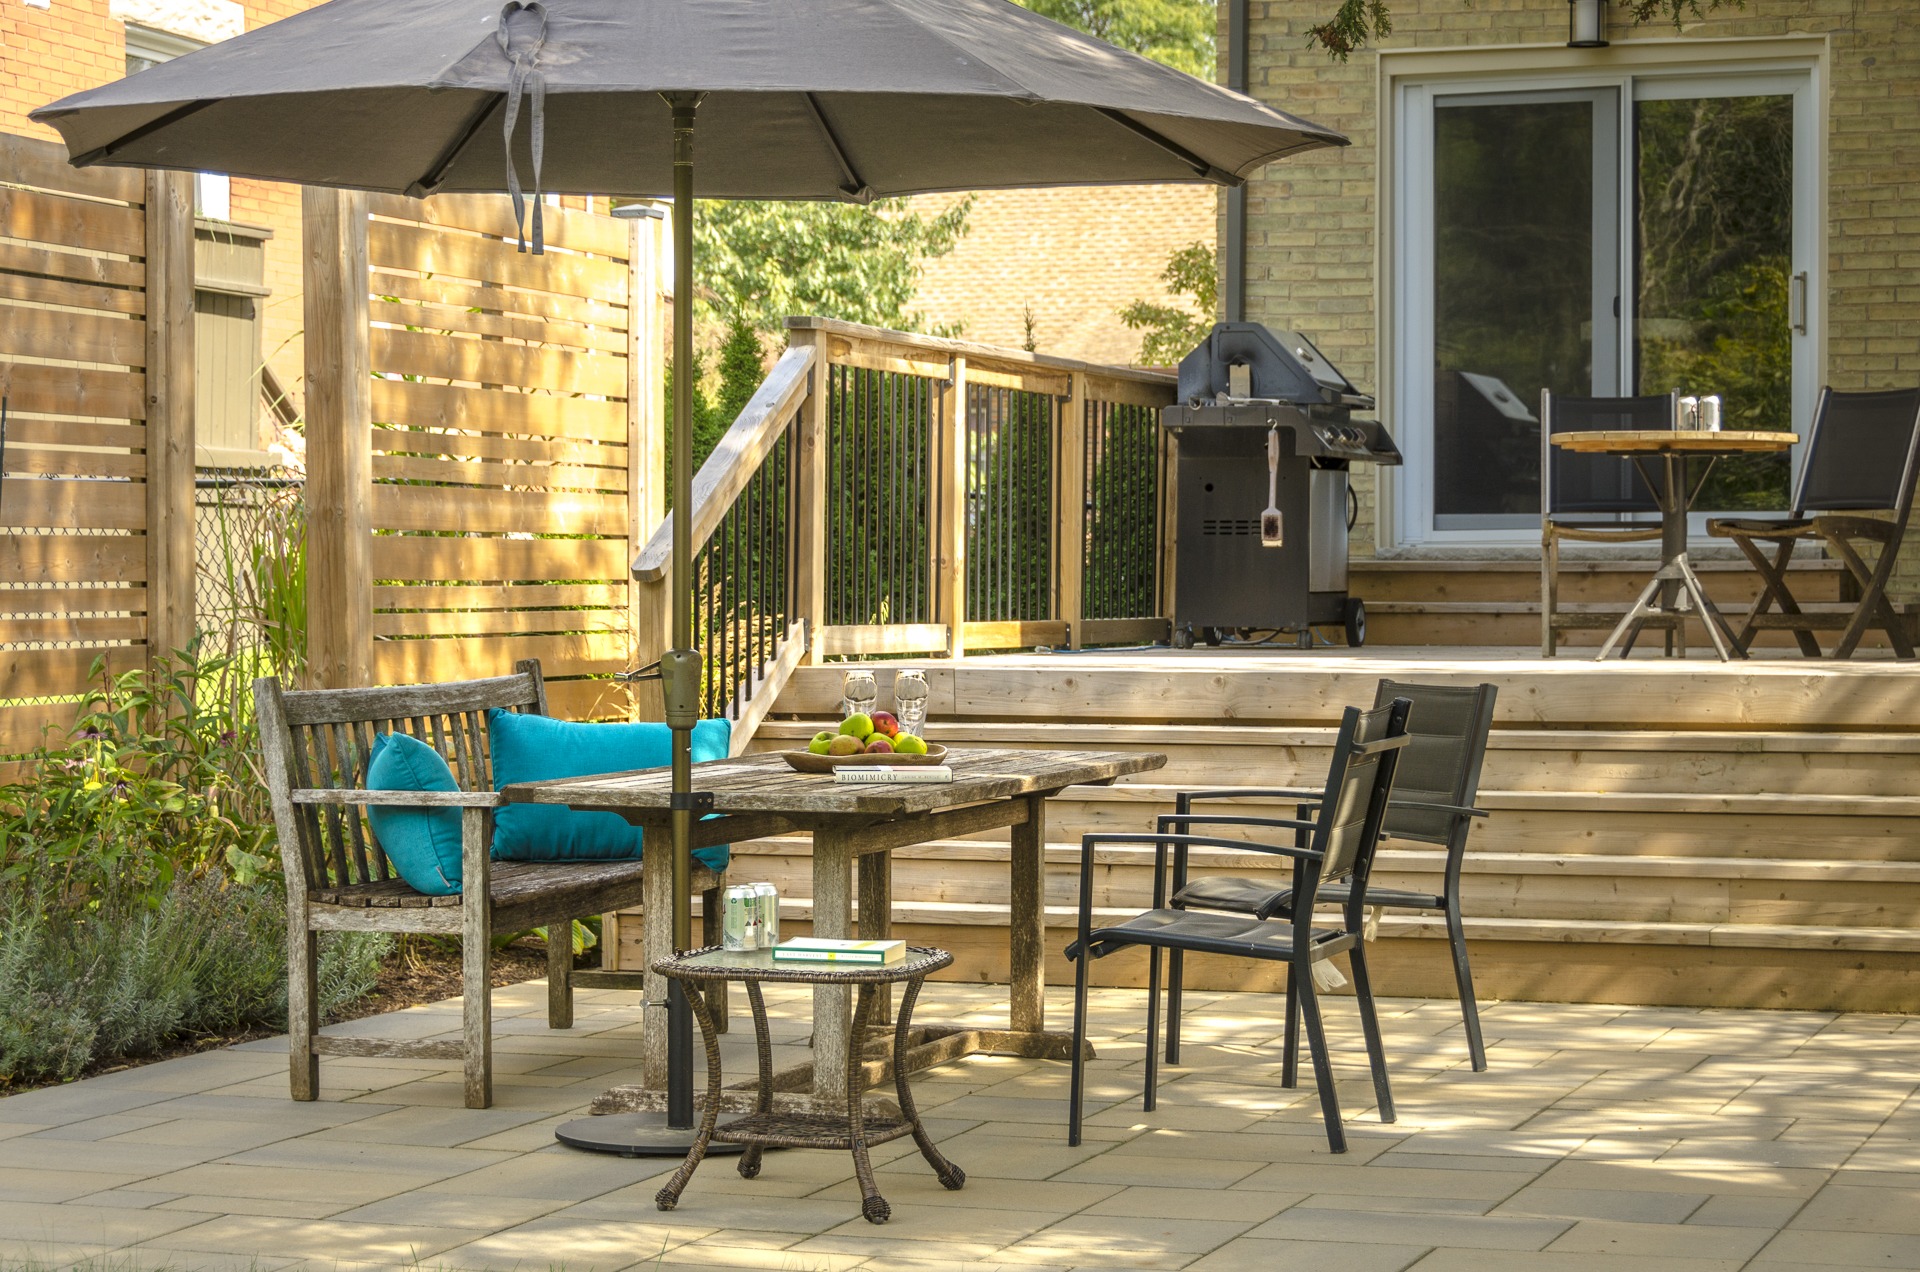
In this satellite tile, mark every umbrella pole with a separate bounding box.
[557,92,738,1158]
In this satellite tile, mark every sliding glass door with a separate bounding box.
[1393,67,1816,546]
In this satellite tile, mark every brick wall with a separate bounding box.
[909,184,1218,366]
[1245,0,1920,569]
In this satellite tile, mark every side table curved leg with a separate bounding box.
[894,976,965,1190]
[847,984,891,1223]
[738,981,774,1180]
[655,980,725,1211]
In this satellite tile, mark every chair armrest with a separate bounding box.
[1178,787,1322,804]
[1390,799,1489,819]
[1157,813,1318,836]
[1813,514,1897,541]
[290,788,504,808]
[1082,830,1323,864]
[1706,516,1815,540]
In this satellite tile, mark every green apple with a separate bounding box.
[893,732,929,756]
[807,730,838,755]
[840,712,874,739]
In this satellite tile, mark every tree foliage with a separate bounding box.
[1119,241,1218,365]
[1310,0,1744,59]
[1016,0,1218,78]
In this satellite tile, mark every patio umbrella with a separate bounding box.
[34,0,1345,1154]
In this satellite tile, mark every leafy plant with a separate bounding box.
[1120,240,1218,366]
[1018,0,1217,78]
[1308,0,1745,60]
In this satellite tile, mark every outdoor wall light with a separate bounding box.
[1567,0,1609,48]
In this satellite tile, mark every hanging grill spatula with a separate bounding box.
[1261,424,1283,547]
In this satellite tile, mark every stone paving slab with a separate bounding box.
[0,983,1914,1270]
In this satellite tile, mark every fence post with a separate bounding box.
[787,326,827,662]
[303,187,372,689]
[1057,371,1087,650]
[935,355,969,658]
[145,170,196,663]
[628,215,668,718]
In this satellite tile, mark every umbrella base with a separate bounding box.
[555,1112,750,1158]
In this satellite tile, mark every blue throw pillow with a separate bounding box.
[366,731,464,896]
[487,711,732,871]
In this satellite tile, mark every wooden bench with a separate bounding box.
[254,660,727,1108]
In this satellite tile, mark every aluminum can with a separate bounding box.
[752,882,780,948]
[722,885,757,951]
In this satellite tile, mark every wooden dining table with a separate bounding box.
[1551,429,1798,661]
[502,746,1166,1106]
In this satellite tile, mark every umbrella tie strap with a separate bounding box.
[496,0,548,254]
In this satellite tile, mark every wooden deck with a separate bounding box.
[607,646,1920,1016]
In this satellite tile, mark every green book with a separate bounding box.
[771,937,906,965]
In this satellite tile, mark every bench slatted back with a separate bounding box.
[255,661,549,892]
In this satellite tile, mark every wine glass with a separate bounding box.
[893,669,929,737]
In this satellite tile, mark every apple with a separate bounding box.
[807,730,838,755]
[827,734,864,756]
[839,712,874,739]
[892,732,929,756]
[865,737,894,754]
[869,710,900,738]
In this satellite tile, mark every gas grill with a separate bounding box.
[1163,323,1401,648]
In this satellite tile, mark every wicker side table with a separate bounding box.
[650,945,966,1224]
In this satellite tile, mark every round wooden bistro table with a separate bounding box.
[1551,430,1798,661]
[650,944,966,1224]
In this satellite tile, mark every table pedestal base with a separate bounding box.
[553,1113,748,1158]
[1596,551,1739,662]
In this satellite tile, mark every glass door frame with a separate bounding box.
[1381,44,1826,551]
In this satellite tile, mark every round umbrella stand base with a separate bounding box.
[554,1113,749,1158]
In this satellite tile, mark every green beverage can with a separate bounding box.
[752,882,780,948]
[722,885,756,951]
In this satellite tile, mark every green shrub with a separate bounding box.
[0,878,391,1086]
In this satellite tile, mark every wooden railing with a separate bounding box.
[633,318,1176,745]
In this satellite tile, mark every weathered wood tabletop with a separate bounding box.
[1552,430,1798,455]
[503,747,1168,1106]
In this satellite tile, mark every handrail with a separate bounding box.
[787,315,1175,392]
[632,342,815,582]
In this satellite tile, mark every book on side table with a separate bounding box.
[833,765,953,785]
[771,937,908,965]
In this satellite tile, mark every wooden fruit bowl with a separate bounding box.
[782,743,948,774]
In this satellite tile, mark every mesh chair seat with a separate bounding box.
[1078,908,1352,961]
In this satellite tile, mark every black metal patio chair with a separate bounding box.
[1066,699,1412,1155]
[1540,390,1681,656]
[1164,679,1498,1073]
[1707,386,1920,659]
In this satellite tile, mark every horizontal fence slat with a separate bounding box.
[0,478,145,530]
[0,303,145,367]
[1,417,145,451]
[0,585,145,614]
[0,362,147,420]
[0,700,90,757]
[371,453,626,494]
[371,326,627,397]
[0,267,145,316]
[815,623,951,656]
[371,484,628,536]
[370,377,626,442]
[0,240,146,293]
[3,445,145,480]
[963,620,1069,650]
[544,676,633,722]
[373,631,631,683]
[373,606,627,638]
[369,270,630,332]
[366,192,632,259]
[0,533,144,584]
[0,613,146,643]
[371,425,626,469]
[0,133,145,202]
[0,644,144,695]
[0,186,146,256]
[371,299,628,355]
[370,534,629,582]
[368,220,628,303]
[377,582,628,611]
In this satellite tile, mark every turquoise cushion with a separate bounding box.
[366,732,464,896]
[486,711,732,871]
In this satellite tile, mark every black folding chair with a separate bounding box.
[1540,391,1681,656]
[1066,699,1412,1155]
[1708,386,1920,659]
[1167,680,1498,1072]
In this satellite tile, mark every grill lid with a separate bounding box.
[1176,322,1373,410]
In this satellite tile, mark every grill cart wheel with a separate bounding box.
[1343,598,1367,648]
[1202,626,1224,647]
[1172,624,1195,650]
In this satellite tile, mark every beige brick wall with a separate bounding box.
[1245,0,1920,570]
[909,184,1218,366]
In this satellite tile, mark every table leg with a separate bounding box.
[1009,793,1047,1036]
[640,825,674,1090]
[812,829,855,1105]
[858,850,893,1026]
[653,976,725,1211]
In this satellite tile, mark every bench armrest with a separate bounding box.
[290,788,503,808]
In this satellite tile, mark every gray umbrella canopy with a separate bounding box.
[32,0,1343,200]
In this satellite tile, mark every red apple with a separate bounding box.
[869,710,900,738]
[865,736,895,754]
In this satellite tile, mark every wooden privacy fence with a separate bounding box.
[302,190,660,718]
[631,317,1176,744]
[0,133,195,757]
